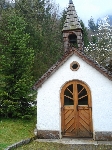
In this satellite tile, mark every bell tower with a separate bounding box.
[62,0,83,52]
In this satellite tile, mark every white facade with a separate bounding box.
[36,54,112,138]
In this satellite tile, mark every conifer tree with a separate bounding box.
[0,10,35,118]
[80,20,89,47]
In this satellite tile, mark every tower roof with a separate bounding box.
[62,1,82,31]
[69,0,73,4]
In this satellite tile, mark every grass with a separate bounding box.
[0,117,36,150]
[16,141,66,150]
[1,117,112,150]
[16,141,112,150]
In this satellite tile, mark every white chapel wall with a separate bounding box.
[37,54,112,134]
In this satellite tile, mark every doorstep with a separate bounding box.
[35,138,112,145]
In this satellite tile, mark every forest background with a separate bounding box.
[0,0,112,119]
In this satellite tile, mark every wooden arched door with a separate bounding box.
[61,80,93,138]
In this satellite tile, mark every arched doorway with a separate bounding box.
[60,80,93,138]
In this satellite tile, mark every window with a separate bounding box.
[64,84,74,105]
[77,84,88,105]
[70,61,80,71]
[68,34,77,45]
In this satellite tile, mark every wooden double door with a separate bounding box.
[61,80,93,138]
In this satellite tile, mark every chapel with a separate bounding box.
[33,0,112,140]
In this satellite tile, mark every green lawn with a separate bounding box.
[16,141,112,150]
[1,118,112,150]
[16,141,66,150]
[0,117,36,150]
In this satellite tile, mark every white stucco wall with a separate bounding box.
[36,54,112,134]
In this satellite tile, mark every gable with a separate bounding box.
[39,54,112,89]
[33,49,112,90]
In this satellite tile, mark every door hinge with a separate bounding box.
[61,106,64,111]
[61,130,65,135]
[88,105,92,109]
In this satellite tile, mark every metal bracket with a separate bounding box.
[88,105,92,109]
[61,106,64,111]
[61,130,65,135]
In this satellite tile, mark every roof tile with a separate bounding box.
[62,3,82,31]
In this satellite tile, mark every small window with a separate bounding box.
[68,34,77,44]
[70,61,80,71]
[77,84,88,105]
[68,34,78,48]
[64,84,74,105]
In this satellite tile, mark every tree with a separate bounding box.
[88,16,98,32]
[107,60,112,72]
[0,0,5,11]
[59,9,67,31]
[0,10,36,118]
[0,0,64,118]
[80,20,89,47]
[14,0,63,80]
[84,16,112,70]
[88,17,98,44]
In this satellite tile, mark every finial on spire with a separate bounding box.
[69,0,73,4]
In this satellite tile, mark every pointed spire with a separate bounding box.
[69,0,73,4]
[62,0,82,31]
[62,0,83,52]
